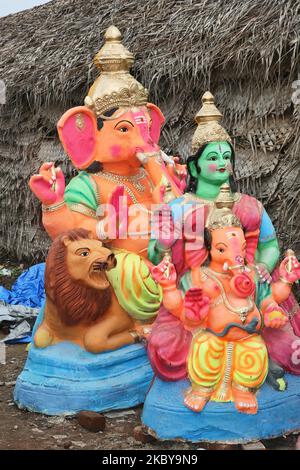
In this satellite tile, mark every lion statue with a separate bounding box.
[34,228,161,353]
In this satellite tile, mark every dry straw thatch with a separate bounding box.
[0,0,300,263]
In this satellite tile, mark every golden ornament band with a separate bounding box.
[42,201,66,212]
[95,168,147,193]
[279,276,293,286]
[129,329,142,344]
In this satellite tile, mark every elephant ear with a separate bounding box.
[146,103,165,144]
[57,106,97,169]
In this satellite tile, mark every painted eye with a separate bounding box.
[209,156,217,161]
[218,248,225,253]
[224,155,231,160]
[118,127,129,133]
[80,251,90,257]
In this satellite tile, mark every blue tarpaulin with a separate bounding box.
[0,263,45,308]
[0,263,45,343]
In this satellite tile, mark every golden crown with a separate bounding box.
[207,184,242,230]
[191,91,232,152]
[84,26,148,117]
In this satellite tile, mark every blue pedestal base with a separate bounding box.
[142,376,300,443]
[14,341,153,415]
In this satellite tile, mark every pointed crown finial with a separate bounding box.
[93,25,134,73]
[195,91,223,124]
[84,26,148,117]
[104,25,122,41]
[215,183,235,210]
[191,91,232,152]
[207,184,242,230]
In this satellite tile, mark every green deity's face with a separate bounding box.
[189,141,233,185]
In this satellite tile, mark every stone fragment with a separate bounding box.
[132,425,156,444]
[77,410,106,433]
[31,428,44,434]
[4,381,16,386]
[241,441,266,450]
[104,409,135,418]
[202,442,240,450]
[71,440,86,448]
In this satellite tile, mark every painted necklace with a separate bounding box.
[202,267,255,323]
[95,168,154,214]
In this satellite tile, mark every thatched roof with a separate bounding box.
[0,0,300,262]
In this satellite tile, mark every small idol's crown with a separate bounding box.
[192,91,232,152]
[84,26,148,117]
[208,184,242,230]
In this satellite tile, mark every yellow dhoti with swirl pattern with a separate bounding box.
[188,332,268,402]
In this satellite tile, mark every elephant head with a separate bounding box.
[57,102,165,170]
[205,185,256,298]
[57,26,166,172]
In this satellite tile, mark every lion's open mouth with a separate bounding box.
[89,255,116,289]
[89,267,110,289]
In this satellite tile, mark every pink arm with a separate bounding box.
[42,205,98,240]
[270,253,300,304]
[151,259,210,326]
[151,260,184,318]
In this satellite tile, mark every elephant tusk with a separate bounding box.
[160,150,175,166]
[51,165,57,192]
[136,152,149,164]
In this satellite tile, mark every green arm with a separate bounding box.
[148,239,166,265]
[255,208,280,273]
[255,238,280,273]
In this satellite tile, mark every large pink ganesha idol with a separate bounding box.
[29,26,185,257]
[151,187,300,415]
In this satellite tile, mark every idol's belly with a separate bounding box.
[205,305,262,342]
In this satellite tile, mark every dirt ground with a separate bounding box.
[0,342,299,451]
[0,263,299,451]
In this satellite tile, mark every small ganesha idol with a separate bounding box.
[143,186,300,442]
